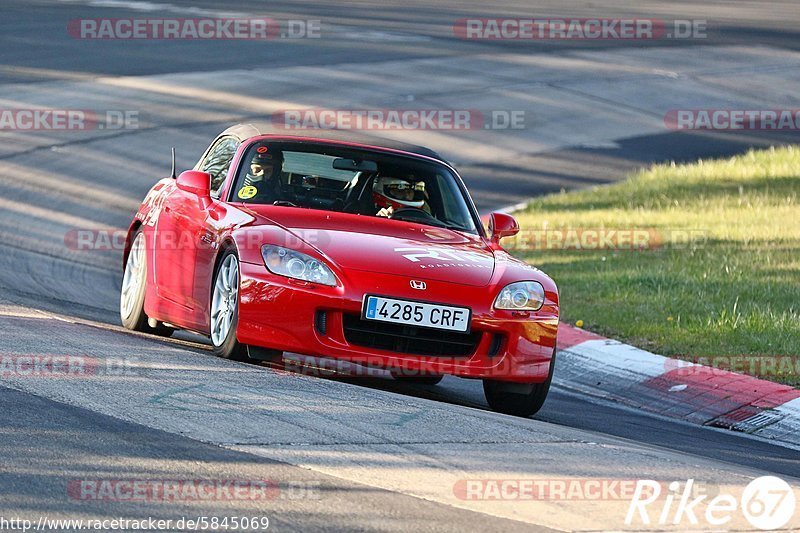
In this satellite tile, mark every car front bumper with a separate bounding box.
[236,261,558,383]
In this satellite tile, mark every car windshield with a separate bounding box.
[229,141,479,234]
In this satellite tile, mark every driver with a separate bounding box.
[244,149,281,186]
[240,148,283,202]
[373,176,425,217]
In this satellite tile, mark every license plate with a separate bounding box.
[362,295,471,333]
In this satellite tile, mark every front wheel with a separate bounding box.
[210,250,247,360]
[483,350,556,417]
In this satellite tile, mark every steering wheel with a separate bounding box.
[389,207,433,220]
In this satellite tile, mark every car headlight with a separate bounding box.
[261,245,336,286]
[493,281,545,311]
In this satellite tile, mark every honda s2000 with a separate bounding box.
[121,124,559,416]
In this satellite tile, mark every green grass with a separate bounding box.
[512,146,800,385]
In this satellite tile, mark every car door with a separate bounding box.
[154,136,238,327]
[190,138,256,330]
[192,201,254,330]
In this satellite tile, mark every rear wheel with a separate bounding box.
[210,250,247,360]
[483,350,556,417]
[120,230,149,331]
[120,229,175,337]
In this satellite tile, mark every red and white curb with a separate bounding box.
[555,323,800,448]
[481,206,800,445]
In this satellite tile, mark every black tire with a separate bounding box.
[483,349,556,417]
[391,373,444,386]
[210,249,248,361]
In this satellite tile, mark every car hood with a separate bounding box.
[240,206,496,287]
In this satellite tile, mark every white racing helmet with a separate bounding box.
[372,177,425,209]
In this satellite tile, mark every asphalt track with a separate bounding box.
[1,1,799,531]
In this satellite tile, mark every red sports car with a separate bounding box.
[120,124,559,416]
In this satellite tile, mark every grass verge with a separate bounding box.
[511,146,800,385]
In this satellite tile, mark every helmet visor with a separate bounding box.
[384,181,423,202]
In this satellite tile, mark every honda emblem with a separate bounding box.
[410,280,427,290]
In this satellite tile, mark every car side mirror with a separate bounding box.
[489,212,520,244]
[176,170,212,207]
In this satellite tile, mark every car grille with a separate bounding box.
[342,314,481,357]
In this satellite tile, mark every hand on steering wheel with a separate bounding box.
[390,207,436,221]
